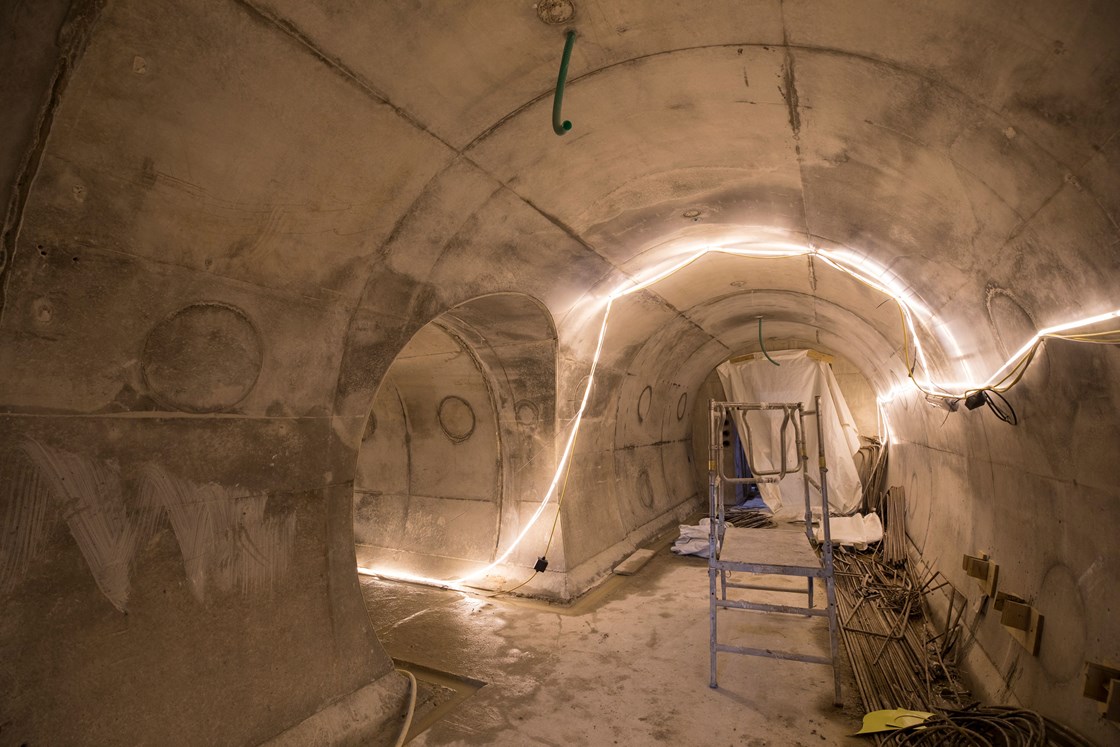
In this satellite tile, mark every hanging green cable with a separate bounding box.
[552,30,576,135]
[758,316,780,366]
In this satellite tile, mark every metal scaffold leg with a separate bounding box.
[706,397,842,705]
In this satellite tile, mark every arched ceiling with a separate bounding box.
[4,5,1119,744]
[8,0,1118,417]
[232,0,1119,395]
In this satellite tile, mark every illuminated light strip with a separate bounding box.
[815,247,933,321]
[358,242,1119,589]
[876,401,897,445]
[356,565,464,591]
[980,309,1120,391]
[810,250,937,382]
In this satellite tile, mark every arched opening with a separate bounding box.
[353,293,557,585]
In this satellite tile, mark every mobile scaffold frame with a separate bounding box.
[707,397,842,705]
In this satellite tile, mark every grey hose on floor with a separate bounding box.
[393,669,417,747]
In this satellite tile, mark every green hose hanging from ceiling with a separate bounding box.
[552,30,576,135]
[758,316,780,366]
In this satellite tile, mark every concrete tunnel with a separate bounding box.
[2,0,1119,744]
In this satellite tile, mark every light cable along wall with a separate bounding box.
[357,241,1120,590]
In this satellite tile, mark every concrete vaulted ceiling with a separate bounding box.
[5,0,1117,409]
[3,1,1120,744]
[237,0,1120,396]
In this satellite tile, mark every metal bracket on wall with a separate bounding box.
[1084,662,1120,722]
[996,596,1043,656]
[992,591,1022,611]
[962,552,999,597]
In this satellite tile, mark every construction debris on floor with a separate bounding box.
[870,705,1094,746]
[834,547,968,713]
[672,518,716,556]
[834,487,1094,746]
[360,535,869,745]
[672,509,775,556]
[725,506,777,529]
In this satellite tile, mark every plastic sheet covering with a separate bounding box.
[717,350,863,514]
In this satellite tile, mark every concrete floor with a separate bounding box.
[360,526,867,746]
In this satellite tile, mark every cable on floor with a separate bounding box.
[487,405,587,597]
[882,704,1093,746]
[393,668,417,747]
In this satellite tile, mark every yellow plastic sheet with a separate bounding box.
[854,708,934,735]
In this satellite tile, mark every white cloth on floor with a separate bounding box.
[672,519,717,557]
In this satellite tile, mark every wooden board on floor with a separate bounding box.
[614,548,656,575]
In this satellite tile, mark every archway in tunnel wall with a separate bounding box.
[353,293,557,583]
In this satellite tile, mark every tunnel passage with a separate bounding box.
[2,0,1119,744]
[353,293,557,583]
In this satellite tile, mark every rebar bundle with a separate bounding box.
[723,507,776,529]
[834,549,966,718]
[857,437,889,513]
[883,486,907,565]
[834,545,1094,747]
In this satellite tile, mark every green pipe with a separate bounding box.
[758,317,780,366]
[552,30,576,135]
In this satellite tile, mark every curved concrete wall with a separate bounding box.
[354,293,559,584]
[2,0,1118,743]
[356,322,504,568]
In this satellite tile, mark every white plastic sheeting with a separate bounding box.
[717,350,863,514]
[814,513,883,548]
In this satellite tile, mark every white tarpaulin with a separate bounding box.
[717,350,863,514]
[814,513,883,548]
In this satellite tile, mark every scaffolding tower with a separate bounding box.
[707,397,842,705]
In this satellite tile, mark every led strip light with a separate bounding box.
[358,242,1120,590]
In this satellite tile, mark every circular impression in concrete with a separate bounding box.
[676,392,688,421]
[985,286,1036,357]
[1036,563,1086,682]
[636,468,655,509]
[515,400,539,425]
[986,286,1048,387]
[536,0,575,24]
[142,302,263,413]
[438,395,476,443]
[904,468,931,554]
[637,385,653,422]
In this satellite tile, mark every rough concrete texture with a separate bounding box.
[363,537,866,746]
[1,0,1119,743]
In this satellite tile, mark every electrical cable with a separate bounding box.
[357,241,1120,590]
[981,339,1042,394]
[879,704,1084,747]
[1049,328,1120,339]
[1046,329,1120,344]
[490,410,586,597]
[392,668,417,747]
[983,389,1017,426]
[492,569,538,596]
